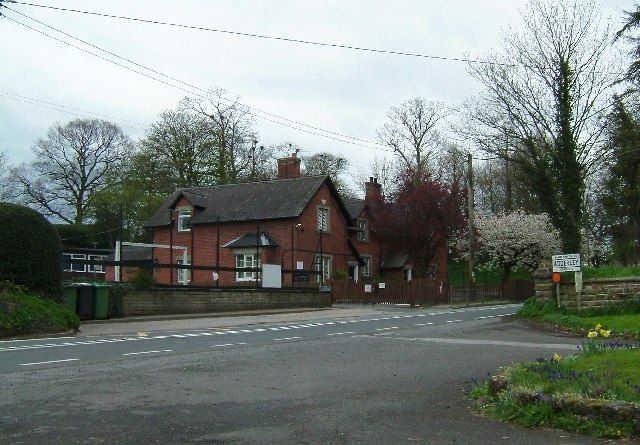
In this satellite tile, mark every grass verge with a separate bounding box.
[471,350,640,439]
[518,297,640,339]
[0,282,80,337]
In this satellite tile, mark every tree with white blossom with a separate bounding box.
[473,211,561,282]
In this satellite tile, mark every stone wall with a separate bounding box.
[121,287,330,316]
[534,264,640,308]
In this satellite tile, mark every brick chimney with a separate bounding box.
[365,177,382,202]
[277,152,301,179]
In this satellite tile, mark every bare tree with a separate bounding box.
[12,119,132,224]
[182,89,257,184]
[353,156,398,197]
[378,97,449,175]
[0,150,14,201]
[435,143,466,185]
[462,0,618,251]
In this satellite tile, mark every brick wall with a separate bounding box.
[121,288,330,316]
[533,264,640,308]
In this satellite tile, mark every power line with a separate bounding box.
[0,91,148,130]
[6,0,511,67]
[2,7,392,152]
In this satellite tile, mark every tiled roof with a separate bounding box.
[145,175,346,227]
[343,197,365,220]
[221,232,279,249]
[381,252,409,270]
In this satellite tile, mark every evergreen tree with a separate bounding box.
[602,97,640,264]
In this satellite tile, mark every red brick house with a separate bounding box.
[105,153,447,287]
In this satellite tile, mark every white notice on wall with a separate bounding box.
[364,284,372,293]
[378,282,386,289]
[211,271,219,281]
[296,261,304,270]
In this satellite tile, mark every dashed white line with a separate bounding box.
[415,322,434,326]
[19,358,79,366]
[273,337,301,341]
[327,331,355,336]
[446,320,463,323]
[375,327,399,331]
[122,350,172,356]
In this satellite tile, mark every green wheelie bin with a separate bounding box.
[92,284,110,320]
[63,286,78,313]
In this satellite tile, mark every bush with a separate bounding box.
[0,203,63,299]
[131,268,155,290]
[0,287,80,336]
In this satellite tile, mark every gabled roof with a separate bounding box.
[222,232,278,249]
[145,175,352,227]
[343,197,365,221]
[381,252,410,270]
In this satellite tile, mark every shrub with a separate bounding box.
[131,268,156,290]
[0,291,80,335]
[0,203,63,299]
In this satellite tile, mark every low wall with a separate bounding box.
[534,266,640,308]
[120,287,330,316]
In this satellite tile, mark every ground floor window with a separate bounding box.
[314,255,332,283]
[177,258,191,284]
[62,253,106,273]
[235,253,260,281]
[403,267,412,281]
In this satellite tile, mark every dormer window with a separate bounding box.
[177,209,191,232]
[357,219,368,241]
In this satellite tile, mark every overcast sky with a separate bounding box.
[0,0,633,177]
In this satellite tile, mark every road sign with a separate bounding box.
[552,254,581,272]
[552,272,561,283]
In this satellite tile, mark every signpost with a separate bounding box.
[551,254,582,308]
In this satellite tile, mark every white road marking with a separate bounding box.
[253,328,266,332]
[273,337,301,341]
[375,327,399,331]
[0,336,75,344]
[214,331,227,335]
[225,330,240,334]
[184,333,200,337]
[277,327,291,330]
[415,323,434,326]
[171,335,187,338]
[239,329,253,333]
[446,320,463,323]
[367,335,578,350]
[122,350,172,356]
[211,343,235,348]
[19,358,79,366]
[327,331,355,336]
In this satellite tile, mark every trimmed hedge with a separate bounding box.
[0,202,63,299]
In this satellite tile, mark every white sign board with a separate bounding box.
[296,261,304,270]
[552,254,581,272]
[364,284,372,293]
[262,264,282,288]
[378,282,386,289]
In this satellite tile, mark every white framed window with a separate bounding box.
[177,209,191,232]
[88,255,106,273]
[63,253,87,272]
[317,206,329,232]
[177,258,191,284]
[357,219,368,241]
[314,255,332,283]
[361,256,372,278]
[235,253,260,281]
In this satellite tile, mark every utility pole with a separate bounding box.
[467,153,475,284]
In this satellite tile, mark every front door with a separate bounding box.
[348,262,358,282]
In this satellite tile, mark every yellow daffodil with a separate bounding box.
[587,330,598,339]
[595,324,602,330]
[552,353,562,362]
[599,329,611,338]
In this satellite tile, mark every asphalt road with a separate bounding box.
[0,304,617,444]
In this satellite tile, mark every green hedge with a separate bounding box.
[0,203,62,298]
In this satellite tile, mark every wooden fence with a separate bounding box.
[331,278,534,306]
[448,279,534,304]
[330,278,445,306]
